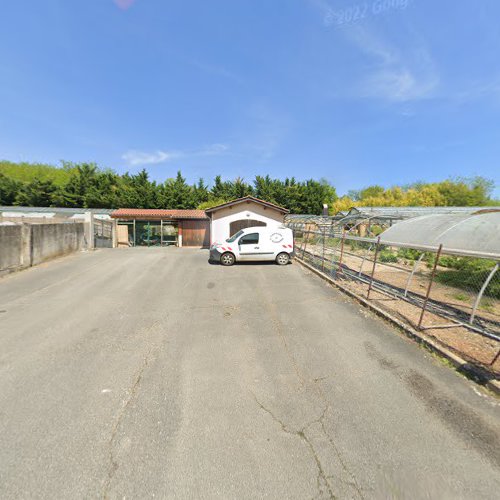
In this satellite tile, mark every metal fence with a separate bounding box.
[290,225,500,371]
[94,219,114,248]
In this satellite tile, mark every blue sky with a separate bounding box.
[1,0,499,195]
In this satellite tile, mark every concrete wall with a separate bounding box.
[31,223,86,266]
[0,222,86,274]
[210,202,284,244]
[0,225,24,272]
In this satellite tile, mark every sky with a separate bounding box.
[0,0,499,196]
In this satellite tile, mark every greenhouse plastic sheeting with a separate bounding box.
[380,212,500,259]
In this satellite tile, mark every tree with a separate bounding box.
[231,177,253,199]
[56,163,100,207]
[15,178,57,206]
[161,171,196,209]
[0,173,21,205]
[331,176,496,211]
[210,175,227,200]
[120,169,158,208]
[84,170,121,208]
[193,178,209,207]
[0,160,497,213]
[198,197,227,210]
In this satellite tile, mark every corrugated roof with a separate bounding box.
[111,208,208,219]
[380,212,500,259]
[204,196,289,214]
[0,205,114,215]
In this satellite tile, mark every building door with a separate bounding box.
[182,220,210,247]
[229,219,266,237]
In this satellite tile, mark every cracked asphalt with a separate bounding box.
[0,247,499,499]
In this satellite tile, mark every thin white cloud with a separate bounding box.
[199,143,229,155]
[452,77,500,103]
[346,26,440,102]
[362,66,439,102]
[122,150,181,166]
[122,144,229,166]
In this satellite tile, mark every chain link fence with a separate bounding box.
[291,225,500,372]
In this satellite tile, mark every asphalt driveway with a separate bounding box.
[0,248,499,499]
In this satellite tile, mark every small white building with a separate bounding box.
[205,196,289,245]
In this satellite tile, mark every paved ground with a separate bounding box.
[0,248,499,499]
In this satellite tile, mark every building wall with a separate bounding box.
[210,202,284,244]
[0,222,86,275]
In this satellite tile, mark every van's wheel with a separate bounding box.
[276,252,290,265]
[220,252,236,266]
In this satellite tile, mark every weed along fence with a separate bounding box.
[287,211,500,374]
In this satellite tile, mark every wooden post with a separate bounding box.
[367,237,381,300]
[418,244,443,330]
[178,222,183,247]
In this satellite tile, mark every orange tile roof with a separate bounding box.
[111,208,208,219]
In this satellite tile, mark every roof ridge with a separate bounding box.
[204,195,289,213]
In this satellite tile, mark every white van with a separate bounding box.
[210,226,294,266]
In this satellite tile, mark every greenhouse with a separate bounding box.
[288,210,500,362]
[379,211,500,260]
[286,206,500,238]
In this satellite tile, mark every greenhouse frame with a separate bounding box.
[286,209,500,369]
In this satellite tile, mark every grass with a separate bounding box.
[452,292,469,302]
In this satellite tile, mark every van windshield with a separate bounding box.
[226,230,244,243]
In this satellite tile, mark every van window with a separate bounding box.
[239,233,259,245]
[226,230,244,243]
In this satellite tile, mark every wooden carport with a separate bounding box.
[111,208,210,247]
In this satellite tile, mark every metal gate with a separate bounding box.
[94,219,114,248]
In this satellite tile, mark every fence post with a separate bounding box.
[358,243,372,277]
[418,244,443,330]
[112,219,118,248]
[85,211,95,250]
[321,227,326,271]
[367,237,381,299]
[336,229,347,276]
[302,228,311,259]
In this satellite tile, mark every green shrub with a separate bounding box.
[397,248,423,261]
[438,256,462,269]
[435,259,500,299]
[371,225,384,236]
[379,250,399,263]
